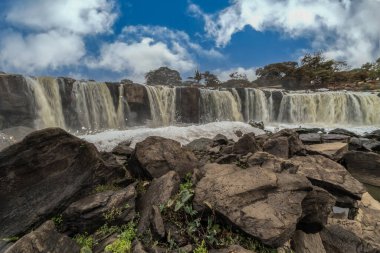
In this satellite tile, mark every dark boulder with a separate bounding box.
[185,138,213,152]
[295,128,325,134]
[62,185,136,235]
[137,171,180,233]
[213,134,229,145]
[233,133,261,155]
[263,129,305,159]
[0,128,110,241]
[365,129,380,141]
[292,230,326,253]
[4,221,80,253]
[321,134,350,143]
[328,128,359,138]
[342,151,380,187]
[300,133,322,144]
[129,136,199,179]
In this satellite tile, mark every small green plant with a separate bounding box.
[97,224,121,237]
[74,233,94,252]
[103,207,123,221]
[52,214,63,227]
[105,221,136,253]
[193,240,208,253]
[1,236,19,242]
[94,184,122,193]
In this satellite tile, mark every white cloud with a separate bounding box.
[0,31,85,72]
[214,67,257,81]
[5,0,116,35]
[0,0,116,72]
[87,25,222,82]
[190,0,380,66]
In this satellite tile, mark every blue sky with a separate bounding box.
[0,0,379,83]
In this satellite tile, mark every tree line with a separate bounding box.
[143,52,380,90]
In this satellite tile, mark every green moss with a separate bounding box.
[104,221,136,253]
[193,240,208,253]
[94,184,122,193]
[74,233,95,252]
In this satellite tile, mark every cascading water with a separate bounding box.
[145,85,177,126]
[199,89,243,123]
[72,81,127,130]
[25,76,66,129]
[244,88,272,123]
[277,91,380,125]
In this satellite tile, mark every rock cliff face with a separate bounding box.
[2,73,380,133]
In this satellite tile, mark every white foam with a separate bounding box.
[80,121,265,152]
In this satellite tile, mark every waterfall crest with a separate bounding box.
[200,89,243,123]
[26,76,66,129]
[145,85,177,126]
[72,81,127,130]
[244,89,271,123]
[278,92,380,125]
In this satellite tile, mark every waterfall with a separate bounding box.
[72,81,126,130]
[244,88,271,123]
[25,76,66,129]
[199,89,243,123]
[277,91,380,125]
[145,85,177,126]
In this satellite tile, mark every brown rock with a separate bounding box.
[129,136,199,179]
[137,171,180,233]
[209,245,255,253]
[4,221,80,253]
[233,133,261,155]
[306,142,348,161]
[342,151,380,187]
[194,163,312,247]
[292,230,326,253]
[290,155,365,200]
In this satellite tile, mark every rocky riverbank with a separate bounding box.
[1,127,380,253]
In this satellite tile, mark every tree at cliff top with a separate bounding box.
[221,72,253,88]
[187,69,221,87]
[145,67,182,86]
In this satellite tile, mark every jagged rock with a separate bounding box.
[350,137,380,153]
[298,186,336,233]
[209,245,255,253]
[320,193,380,253]
[194,163,312,247]
[150,205,165,238]
[62,185,136,235]
[263,129,305,159]
[112,140,134,156]
[342,151,380,187]
[328,128,359,138]
[300,133,322,144]
[321,134,350,143]
[215,154,238,164]
[137,171,180,233]
[4,221,80,253]
[133,241,147,253]
[263,136,290,159]
[0,128,109,242]
[248,120,264,130]
[233,133,261,155]
[365,129,380,141]
[101,152,132,182]
[295,128,325,134]
[290,155,365,201]
[213,134,229,145]
[292,230,326,253]
[93,233,118,253]
[306,142,348,161]
[246,152,298,174]
[185,138,213,152]
[129,136,199,179]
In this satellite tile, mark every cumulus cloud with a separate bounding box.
[87,25,222,82]
[0,0,116,72]
[0,31,85,72]
[214,67,257,81]
[190,0,380,66]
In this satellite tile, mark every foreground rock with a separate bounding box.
[306,142,348,160]
[137,171,180,233]
[263,129,305,159]
[194,163,313,247]
[0,128,109,241]
[342,151,380,187]
[320,193,380,252]
[62,184,136,235]
[129,136,199,179]
[290,155,365,201]
[4,221,80,253]
[292,230,326,253]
